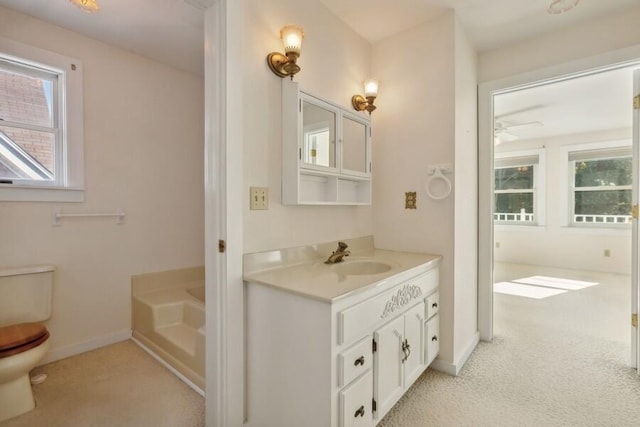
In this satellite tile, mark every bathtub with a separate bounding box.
[131,267,205,392]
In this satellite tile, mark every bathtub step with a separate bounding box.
[156,323,197,356]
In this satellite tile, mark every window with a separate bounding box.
[570,147,632,226]
[0,37,83,202]
[494,151,543,225]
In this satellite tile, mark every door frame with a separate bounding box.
[478,45,640,369]
[204,1,244,426]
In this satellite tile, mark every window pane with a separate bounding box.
[574,190,631,216]
[574,158,632,187]
[0,67,53,128]
[495,193,534,215]
[0,125,54,180]
[495,166,534,190]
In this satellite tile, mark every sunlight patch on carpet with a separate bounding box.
[514,276,599,290]
[494,282,568,299]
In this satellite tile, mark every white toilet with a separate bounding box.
[0,265,54,422]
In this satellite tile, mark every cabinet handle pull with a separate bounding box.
[354,356,365,366]
[401,339,411,362]
[432,335,438,342]
[354,405,365,418]
[432,302,438,309]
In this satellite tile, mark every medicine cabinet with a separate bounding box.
[282,80,372,205]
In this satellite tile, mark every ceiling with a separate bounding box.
[493,66,637,144]
[0,1,638,76]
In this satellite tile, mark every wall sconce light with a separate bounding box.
[69,0,100,13]
[352,79,379,115]
[267,25,304,79]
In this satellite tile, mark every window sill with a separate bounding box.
[0,185,85,202]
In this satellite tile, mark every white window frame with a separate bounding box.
[565,140,632,229]
[0,37,84,202]
[494,149,545,226]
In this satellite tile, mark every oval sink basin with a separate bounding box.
[332,260,392,276]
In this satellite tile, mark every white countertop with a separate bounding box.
[243,247,441,303]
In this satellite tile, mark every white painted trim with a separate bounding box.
[40,329,131,365]
[478,43,640,344]
[0,186,84,202]
[204,1,244,426]
[131,336,204,397]
[430,332,480,376]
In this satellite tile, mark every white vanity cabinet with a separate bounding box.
[282,79,372,205]
[245,261,440,427]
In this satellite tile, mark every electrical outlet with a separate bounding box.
[604,249,611,257]
[250,187,268,210]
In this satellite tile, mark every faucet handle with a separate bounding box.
[338,241,348,250]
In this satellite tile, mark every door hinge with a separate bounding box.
[372,338,377,353]
[634,95,640,110]
[218,239,226,253]
[372,398,377,413]
[633,313,638,328]
[633,205,639,219]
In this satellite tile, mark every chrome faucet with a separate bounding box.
[325,241,351,264]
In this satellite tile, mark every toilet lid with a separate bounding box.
[0,322,49,358]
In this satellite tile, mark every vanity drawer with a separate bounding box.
[425,291,439,319]
[339,336,372,387]
[338,269,438,345]
[424,314,440,366]
[340,370,373,427]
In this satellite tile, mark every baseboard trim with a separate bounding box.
[430,331,480,376]
[40,329,132,365]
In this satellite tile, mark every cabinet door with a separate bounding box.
[301,97,338,172]
[403,302,426,386]
[339,370,373,427]
[373,316,404,419]
[341,113,369,177]
[425,314,440,366]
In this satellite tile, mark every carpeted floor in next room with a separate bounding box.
[3,262,640,427]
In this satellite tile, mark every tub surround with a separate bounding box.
[131,267,205,392]
[244,237,441,426]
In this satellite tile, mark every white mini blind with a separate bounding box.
[495,155,539,168]
[568,147,631,162]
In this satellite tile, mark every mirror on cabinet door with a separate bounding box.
[302,101,337,169]
[342,115,368,175]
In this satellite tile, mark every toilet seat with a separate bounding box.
[0,323,49,359]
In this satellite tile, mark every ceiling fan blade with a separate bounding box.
[501,121,543,130]
[497,131,518,142]
[495,105,546,120]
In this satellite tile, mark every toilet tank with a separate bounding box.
[0,265,54,327]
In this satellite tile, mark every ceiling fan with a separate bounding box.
[494,120,543,144]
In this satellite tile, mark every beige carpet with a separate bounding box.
[379,263,640,426]
[0,341,204,427]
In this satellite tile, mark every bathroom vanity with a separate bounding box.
[244,238,441,427]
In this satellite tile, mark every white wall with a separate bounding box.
[479,4,640,82]
[453,17,479,361]
[243,0,373,253]
[494,129,632,274]
[372,11,479,369]
[0,6,204,361]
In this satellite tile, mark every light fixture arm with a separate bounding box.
[267,51,300,79]
[352,94,377,115]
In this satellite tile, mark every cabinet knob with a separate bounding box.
[354,356,365,366]
[432,335,438,342]
[432,302,438,309]
[354,405,365,418]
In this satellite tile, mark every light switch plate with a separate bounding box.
[250,187,269,210]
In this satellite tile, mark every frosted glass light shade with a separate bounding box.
[280,25,304,55]
[69,0,100,13]
[364,79,379,98]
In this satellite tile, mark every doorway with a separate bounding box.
[478,54,640,370]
